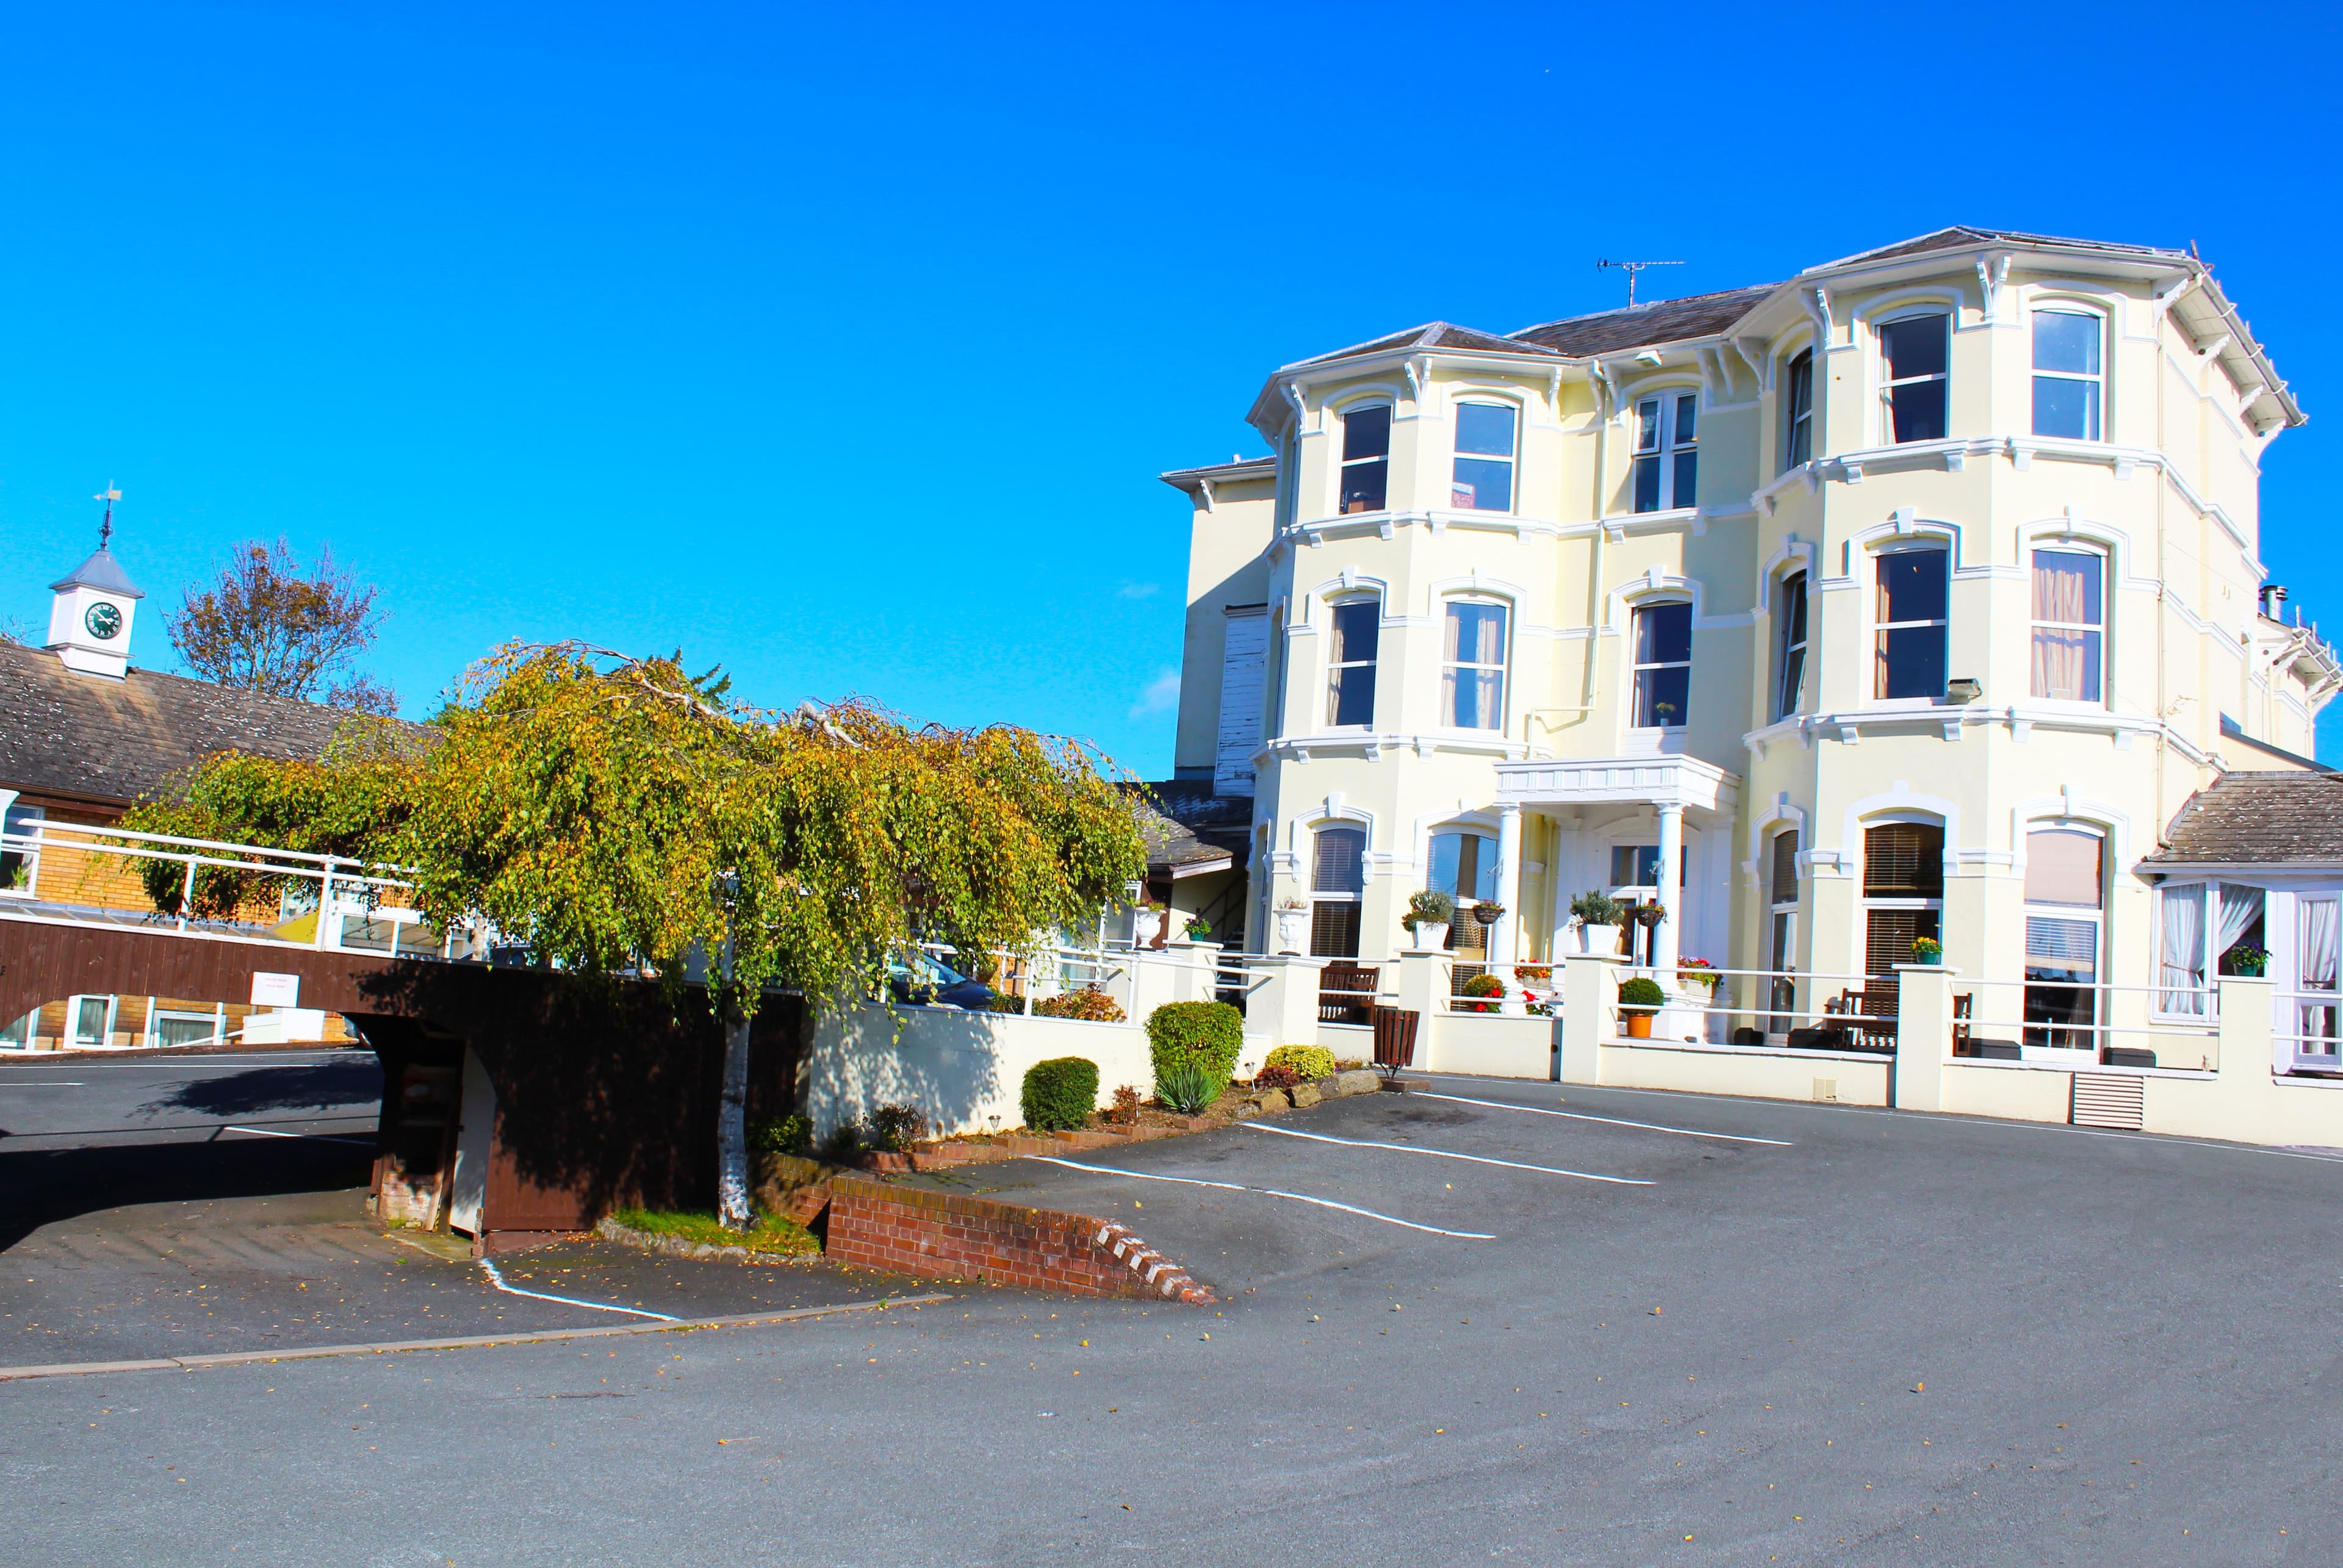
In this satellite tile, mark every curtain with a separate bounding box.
[2158,885,2205,1014]
[2301,899,2340,1051]
[2214,883,2264,968]
[2031,554,2095,700]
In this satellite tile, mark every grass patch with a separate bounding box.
[607,1207,820,1256]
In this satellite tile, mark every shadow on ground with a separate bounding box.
[0,1137,375,1251]
[131,1058,384,1120]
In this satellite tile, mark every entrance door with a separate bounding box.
[446,1046,493,1237]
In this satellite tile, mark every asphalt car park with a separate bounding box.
[7,1071,2343,1565]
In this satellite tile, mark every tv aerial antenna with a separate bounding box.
[1597,258,1683,307]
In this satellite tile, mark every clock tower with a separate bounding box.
[45,490,145,680]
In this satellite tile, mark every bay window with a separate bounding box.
[1775,572,1808,720]
[1632,392,1697,512]
[1768,829,1799,1034]
[1339,404,1391,514]
[1862,821,1943,977]
[1874,547,1948,700]
[2031,549,2103,702]
[1442,602,1508,730]
[1451,402,1516,512]
[1324,598,1379,728]
[2297,897,2339,1065]
[1631,601,1691,728]
[2156,882,2266,1015]
[2031,309,2103,441]
[1879,312,1948,443]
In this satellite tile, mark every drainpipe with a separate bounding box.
[1585,361,1615,717]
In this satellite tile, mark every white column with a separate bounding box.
[1493,802,1522,969]
[1654,804,1683,978]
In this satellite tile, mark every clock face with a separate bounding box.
[84,602,123,641]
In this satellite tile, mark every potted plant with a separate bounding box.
[1273,896,1310,955]
[1909,935,1945,966]
[1403,889,1455,951]
[1632,901,1667,930]
[1569,890,1627,955]
[1181,914,1214,943]
[1132,901,1168,948]
[1472,901,1506,927]
[2226,942,2269,977]
[1676,956,1717,998]
[1458,972,1505,1014]
[1618,975,1666,1038]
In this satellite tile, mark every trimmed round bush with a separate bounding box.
[1021,1056,1100,1131]
[1263,1043,1336,1082]
[1145,1001,1243,1081]
[1618,976,1667,1011]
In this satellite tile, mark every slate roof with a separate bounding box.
[1508,284,1782,357]
[1291,320,1564,369]
[1823,226,2187,268]
[1126,780,1248,876]
[49,545,145,599]
[0,642,397,809]
[2140,771,2343,868]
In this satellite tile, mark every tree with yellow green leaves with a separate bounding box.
[128,642,1146,1227]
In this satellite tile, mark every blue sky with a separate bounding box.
[3,2,2339,772]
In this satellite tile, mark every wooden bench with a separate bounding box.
[1318,962,1380,1026]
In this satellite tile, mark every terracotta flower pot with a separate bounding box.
[1623,1011,1654,1039]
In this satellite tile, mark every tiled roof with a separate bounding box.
[2140,771,2343,868]
[1508,285,1780,357]
[1291,321,1564,369]
[0,642,395,808]
[1823,226,2187,268]
[1128,779,1248,872]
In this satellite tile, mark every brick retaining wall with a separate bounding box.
[824,1176,1214,1304]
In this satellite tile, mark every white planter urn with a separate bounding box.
[1408,921,1450,952]
[1274,907,1310,954]
[1580,922,1622,955]
[1132,908,1164,948]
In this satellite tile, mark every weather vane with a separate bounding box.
[93,484,121,547]
[1596,258,1685,307]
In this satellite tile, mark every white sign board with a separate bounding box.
[250,971,301,1008]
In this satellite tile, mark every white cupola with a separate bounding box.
[45,491,145,680]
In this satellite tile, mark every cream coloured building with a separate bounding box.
[1159,227,2341,1057]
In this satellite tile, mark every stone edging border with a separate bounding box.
[0,1293,954,1383]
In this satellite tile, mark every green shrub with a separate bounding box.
[868,1102,927,1152]
[1022,1056,1100,1131]
[1154,1059,1222,1115]
[1034,986,1125,1022]
[1145,1000,1243,1084]
[1570,890,1627,926]
[1618,976,1667,1011]
[1264,1043,1337,1082]
[1251,1063,1303,1090]
[747,1113,812,1157]
[1405,889,1455,927]
[984,987,1026,1013]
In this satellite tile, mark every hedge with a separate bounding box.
[1145,1000,1243,1087]
[1263,1043,1336,1082]
[1021,1056,1100,1131]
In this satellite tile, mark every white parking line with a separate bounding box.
[1027,1156,1496,1239]
[1243,1121,1655,1183]
[1417,1091,1794,1146]
[478,1258,678,1320]
[224,1124,380,1147]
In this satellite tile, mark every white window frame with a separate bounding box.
[2029,305,2104,442]
[1782,348,1816,469]
[1308,824,1366,959]
[2292,894,2341,1068]
[2154,880,2266,1020]
[1774,570,1809,721]
[1876,309,1951,445]
[1322,595,1380,730]
[2029,545,2106,704]
[148,1004,229,1051]
[1767,828,1801,1037]
[1441,599,1510,732]
[1,799,43,898]
[1860,818,1945,978]
[1631,390,1698,512]
[2020,824,2106,1059]
[1336,401,1392,516]
[1629,599,1693,729]
[65,993,119,1051]
[1871,543,1950,702]
[1449,400,1518,514]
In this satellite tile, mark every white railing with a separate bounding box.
[1954,977,2221,1070]
[0,818,464,958]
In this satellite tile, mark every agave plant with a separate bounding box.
[1154,1059,1224,1115]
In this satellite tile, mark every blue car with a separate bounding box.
[887,951,994,1010]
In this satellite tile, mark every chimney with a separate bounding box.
[2259,583,2289,620]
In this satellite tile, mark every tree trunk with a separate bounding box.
[716,997,753,1230]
